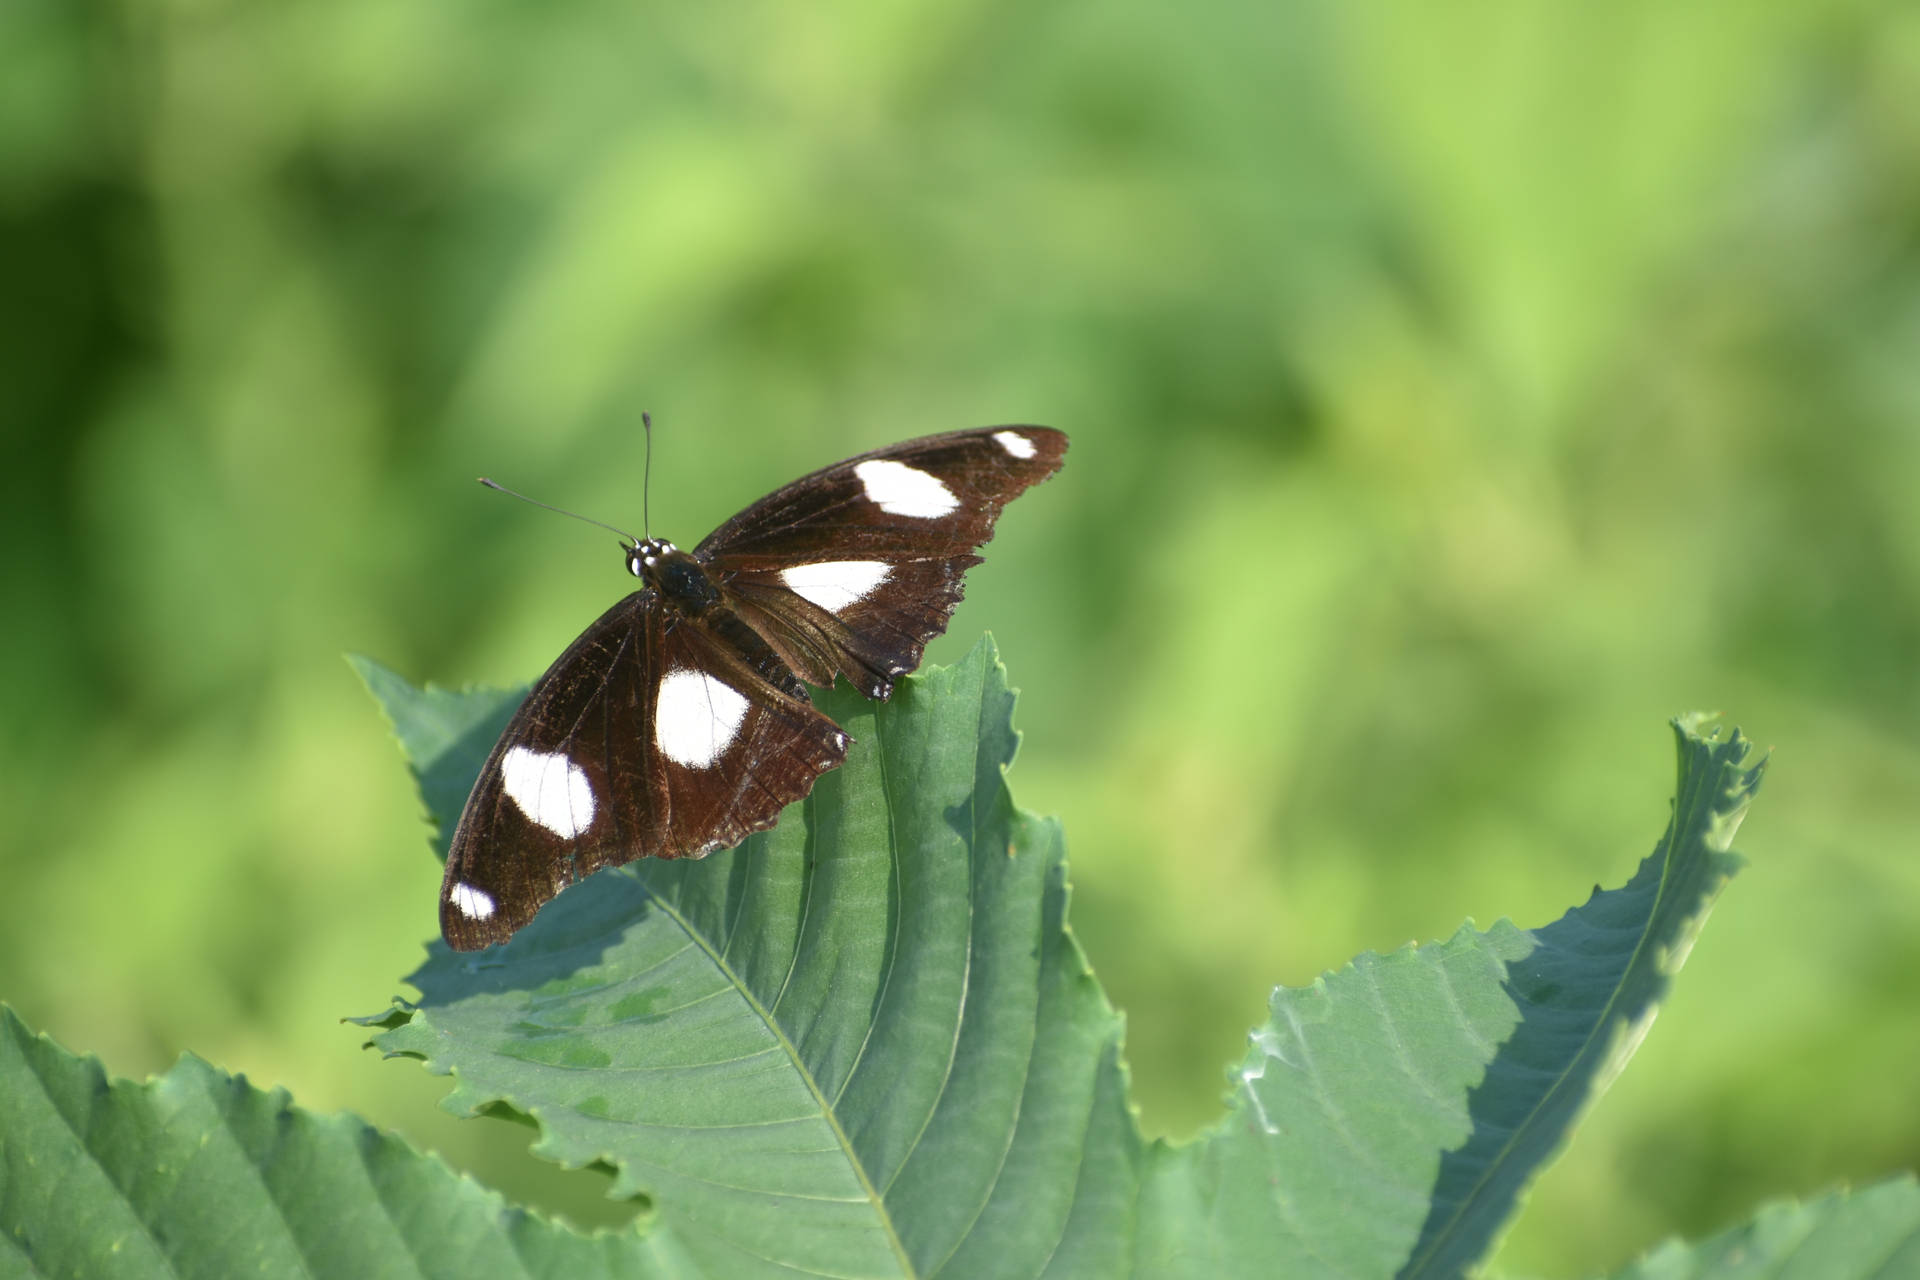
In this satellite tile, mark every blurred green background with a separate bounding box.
[4,1,1917,1273]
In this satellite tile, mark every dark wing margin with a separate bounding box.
[438,593,849,951]
[693,426,1067,697]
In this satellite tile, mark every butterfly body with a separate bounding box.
[440,425,1067,950]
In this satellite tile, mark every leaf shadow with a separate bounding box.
[406,866,663,1004]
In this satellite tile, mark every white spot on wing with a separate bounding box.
[993,430,1037,459]
[448,881,496,920]
[854,459,958,519]
[655,668,750,768]
[780,560,892,613]
[500,745,596,838]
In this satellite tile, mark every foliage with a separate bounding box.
[9,644,1919,1276]
[6,4,1920,1272]
[353,639,1761,1276]
[8,1006,1916,1279]
[363,639,1775,1275]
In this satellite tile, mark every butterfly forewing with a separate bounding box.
[697,427,1067,563]
[440,425,1065,950]
[439,597,640,949]
[440,597,851,949]
[697,426,1067,696]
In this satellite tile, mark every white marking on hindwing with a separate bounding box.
[499,745,596,838]
[993,430,1037,459]
[655,668,750,768]
[780,560,892,614]
[448,881,496,920]
[853,459,958,519]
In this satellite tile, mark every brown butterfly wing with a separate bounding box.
[439,594,846,950]
[696,426,1067,697]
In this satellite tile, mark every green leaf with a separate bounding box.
[348,653,521,862]
[1139,713,1760,1278]
[0,1004,682,1278]
[1608,1175,1920,1279]
[359,640,1765,1279]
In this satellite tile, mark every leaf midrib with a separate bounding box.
[645,887,917,1279]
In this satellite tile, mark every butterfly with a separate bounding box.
[440,426,1069,949]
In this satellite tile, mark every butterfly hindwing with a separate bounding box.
[647,608,851,857]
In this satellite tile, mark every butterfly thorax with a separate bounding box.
[627,539,720,615]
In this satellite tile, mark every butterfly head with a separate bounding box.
[628,537,722,613]
[625,538,678,579]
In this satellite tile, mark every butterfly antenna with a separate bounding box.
[641,411,654,540]
[476,478,641,546]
